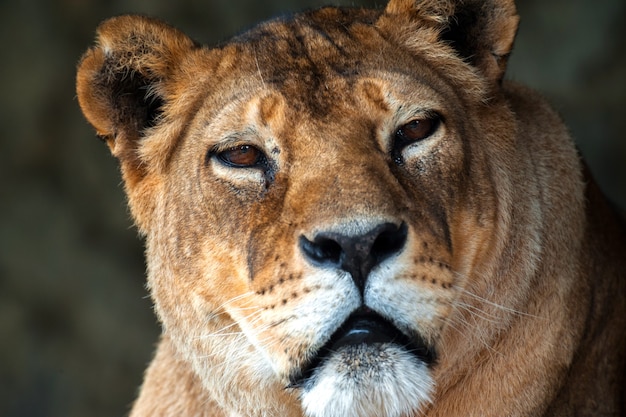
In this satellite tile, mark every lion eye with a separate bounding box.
[395,116,440,143]
[216,145,266,168]
[392,115,441,164]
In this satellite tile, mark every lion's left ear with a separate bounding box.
[382,0,519,84]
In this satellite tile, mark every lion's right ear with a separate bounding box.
[76,15,197,164]
[77,16,198,233]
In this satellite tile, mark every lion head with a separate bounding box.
[76,0,626,416]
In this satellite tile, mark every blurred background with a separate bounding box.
[0,0,624,416]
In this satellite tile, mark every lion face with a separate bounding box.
[148,27,502,417]
[77,2,579,417]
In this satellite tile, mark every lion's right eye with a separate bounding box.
[215,145,267,168]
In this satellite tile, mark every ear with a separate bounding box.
[76,15,197,171]
[76,15,198,232]
[383,0,519,84]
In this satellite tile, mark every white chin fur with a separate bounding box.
[300,344,433,417]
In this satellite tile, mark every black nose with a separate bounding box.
[299,222,408,293]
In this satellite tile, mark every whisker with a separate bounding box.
[453,301,501,324]
[450,271,544,319]
[442,314,502,356]
[204,291,258,323]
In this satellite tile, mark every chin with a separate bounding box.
[293,312,435,417]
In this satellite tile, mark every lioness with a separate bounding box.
[76,0,626,416]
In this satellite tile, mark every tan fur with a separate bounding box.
[76,1,626,416]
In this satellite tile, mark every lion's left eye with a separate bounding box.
[395,116,440,144]
[392,115,441,164]
[216,145,267,168]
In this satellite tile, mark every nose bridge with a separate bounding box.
[288,132,405,229]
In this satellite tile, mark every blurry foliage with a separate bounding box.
[0,0,623,416]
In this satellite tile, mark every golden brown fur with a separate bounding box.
[76,0,626,416]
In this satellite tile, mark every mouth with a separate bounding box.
[288,307,436,388]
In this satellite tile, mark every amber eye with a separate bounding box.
[216,145,267,168]
[392,115,441,164]
[395,116,440,143]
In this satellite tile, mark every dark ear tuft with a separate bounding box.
[439,6,483,64]
[383,0,519,84]
[94,57,165,137]
[76,15,196,157]
[440,1,518,83]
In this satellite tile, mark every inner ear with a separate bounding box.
[439,7,481,66]
[106,69,165,137]
[77,15,198,156]
[381,0,519,84]
[439,1,519,83]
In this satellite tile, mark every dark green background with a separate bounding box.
[1,0,624,416]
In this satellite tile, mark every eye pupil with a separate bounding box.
[217,145,264,167]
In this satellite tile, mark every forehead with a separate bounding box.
[182,5,481,148]
[233,6,383,74]
[222,7,453,118]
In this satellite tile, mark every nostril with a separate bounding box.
[299,235,343,267]
[371,222,408,265]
